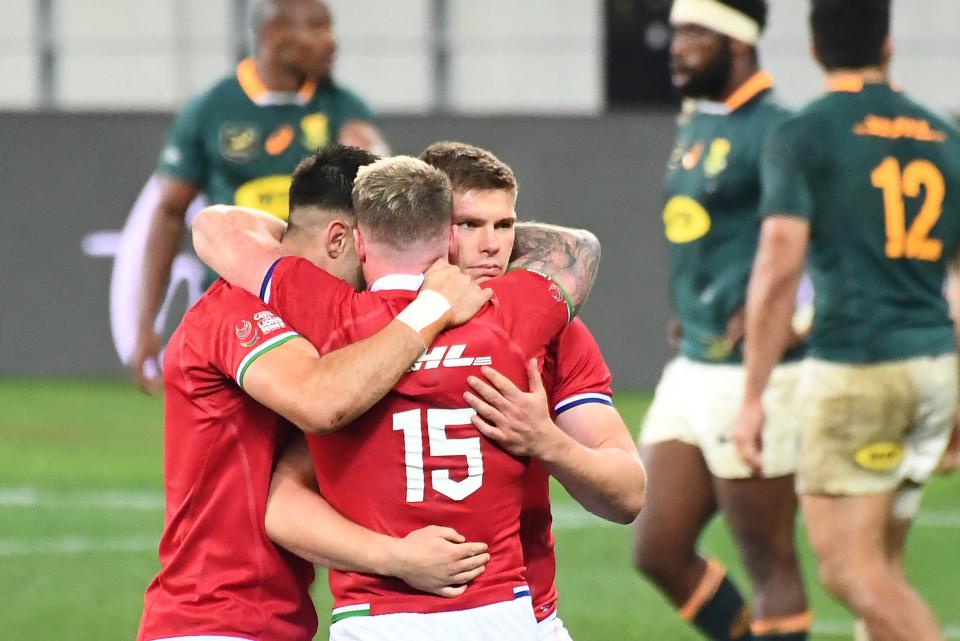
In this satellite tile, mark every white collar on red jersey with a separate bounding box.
[369,273,425,292]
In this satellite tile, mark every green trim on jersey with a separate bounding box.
[761,81,960,363]
[236,332,299,387]
[331,604,371,623]
[662,76,797,364]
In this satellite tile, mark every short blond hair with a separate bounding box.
[352,156,453,247]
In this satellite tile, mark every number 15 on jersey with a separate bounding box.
[392,408,484,502]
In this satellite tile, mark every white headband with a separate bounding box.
[670,0,761,45]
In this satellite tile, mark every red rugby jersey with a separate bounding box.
[524,318,614,621]
[138,280,316,641]
[263,257,570,617]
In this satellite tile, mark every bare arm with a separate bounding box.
[733,215,809,470]
[465,360,645,524]
[130,175,199,393]
[509,222,601,312]
[265,436,489,596]
[337,119,391,157]
[192,205,288,295]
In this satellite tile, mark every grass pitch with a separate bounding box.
[1,379,958,640]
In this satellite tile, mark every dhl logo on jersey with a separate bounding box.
[409,345,493,372]
[853,115,946,142]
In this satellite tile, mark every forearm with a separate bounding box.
[137,204,185,335]
[539,432,646,524]
[509,222,601,310]
[742,248,802,404]
[192,205,288,294]
[265,468,398,573]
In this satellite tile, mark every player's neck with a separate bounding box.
[362,256,445,291]
[253,52,308,92]
[824,67,888,86]
[721,58,760,103]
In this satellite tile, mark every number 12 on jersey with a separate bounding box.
[871,157,945,261]
[392,408,484,502]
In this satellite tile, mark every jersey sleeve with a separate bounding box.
[209,289,301,388]
[260,256,357,347]
[486,269,572,352]
[545,319,614,417]
[334,84,375,123]
[759,117,816,221]
[156,93,209,187]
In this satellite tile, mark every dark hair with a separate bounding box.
[420,141,518,195]
[722,0,768,32]
[353,157,453,247]
[811,0,890,70]
[286,144,378,233]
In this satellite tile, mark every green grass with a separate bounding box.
[1,379,958,640]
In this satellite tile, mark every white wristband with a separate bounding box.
[396,290,452,334]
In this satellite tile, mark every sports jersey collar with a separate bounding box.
[692,71,774,114]
[369,273,425,292]
[826,73,899,93]
[236,58,318,106]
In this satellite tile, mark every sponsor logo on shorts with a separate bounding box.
[235,319,261,348]
[409,344,493,372]
[854,441,904,471]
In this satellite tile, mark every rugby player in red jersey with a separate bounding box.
[136,150,494,641]
[195,143,641,640]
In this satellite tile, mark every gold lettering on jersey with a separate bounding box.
[853,116,946,143]
[663,196,712,244]
[704,138,731,178]
[854,441,904,471]
[681,141,704,170]
[234,175,292,220]
[301,113,330,150]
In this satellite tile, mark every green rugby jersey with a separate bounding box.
[761,77,960,363]
[157,58,373,220]
[663,72,794,363]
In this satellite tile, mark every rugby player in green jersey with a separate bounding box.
[131,0,387,393]
[735,2,960,640]
[633,2,811,641]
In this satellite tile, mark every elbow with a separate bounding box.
[607,489,646,525]
[191,205,232,258]
[298,403,350,435]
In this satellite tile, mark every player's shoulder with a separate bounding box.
[178,70,247,118]
[897,91,960,141]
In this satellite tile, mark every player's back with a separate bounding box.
[138,280,316,641]
[305,270,570,620]
[765,80,960,363]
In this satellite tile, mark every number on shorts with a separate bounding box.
[392,408,483,502]
[871,157,945,261]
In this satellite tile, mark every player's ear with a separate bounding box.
[810,41,822,68]
[881,36,893,69]
[326,219,350,259]
[353,227,367,263]
[448,224,459,263]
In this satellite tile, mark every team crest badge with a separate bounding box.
[681,141,704,170]
[300,113,329,150]
[703,138,731,178]
[220,123,260,162]
[235,319,261,348]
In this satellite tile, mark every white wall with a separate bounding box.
[1,0,959,114]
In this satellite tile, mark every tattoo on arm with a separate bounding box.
[510,222,601,312]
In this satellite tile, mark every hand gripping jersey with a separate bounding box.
[761,79,960,363]
[522,318,614,621]
[138,280,316,641]
[663,71,799,363]
[157,59,373,221]
[261,257,572,619]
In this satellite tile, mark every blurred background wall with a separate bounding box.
[3,0,960,388]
